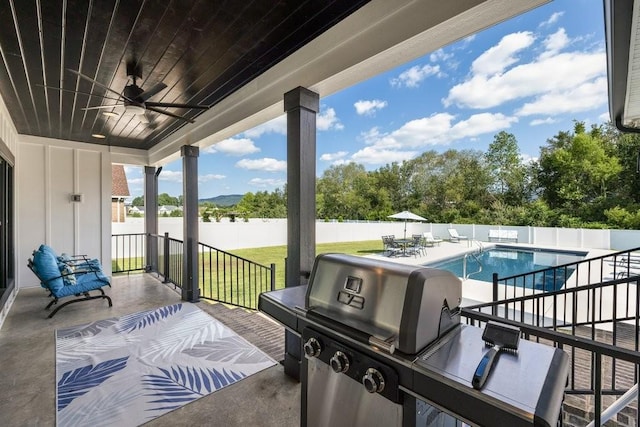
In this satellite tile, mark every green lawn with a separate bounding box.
[112,240,385,308]
[230,240,384,289]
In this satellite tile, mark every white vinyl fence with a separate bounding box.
[112,217,640,253]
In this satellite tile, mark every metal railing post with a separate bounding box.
[270,263,276,291]
[492,273,498,316]
[163,232,170,283]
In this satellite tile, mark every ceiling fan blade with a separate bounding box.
[139,82,167,101]
[67,69,134,102]
[145,105,195,123]
[81,105,122,110]
[145,101,209,110]
[37,84,122,102]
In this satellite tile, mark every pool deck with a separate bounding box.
[366,240,617,307]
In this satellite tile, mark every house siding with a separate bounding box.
[16,136,113,288]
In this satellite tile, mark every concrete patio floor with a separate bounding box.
[0,241,626,426]
[0,273,299,427]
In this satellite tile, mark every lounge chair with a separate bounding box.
[423,232,443,247]
[448,228,469,243]
[28,245,112,318]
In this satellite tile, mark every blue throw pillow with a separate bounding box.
[33,249,64,293]
[39,244,58,258]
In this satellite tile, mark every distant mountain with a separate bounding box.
[199,194,243,207]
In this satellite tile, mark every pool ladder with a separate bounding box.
[462,240,484,280]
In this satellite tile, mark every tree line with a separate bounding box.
[133,121,640,229]
[235,121,640,229]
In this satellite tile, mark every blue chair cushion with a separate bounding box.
[54,272,110,298]
[33,249,64,293]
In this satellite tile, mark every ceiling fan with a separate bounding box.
[69,63,209,124]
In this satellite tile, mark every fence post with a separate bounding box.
[270,263,276,291]
[492,272,498,316]
[163,232,170,283]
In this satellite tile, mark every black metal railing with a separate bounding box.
[112,233,275,310]
[469,274,640,391]
[155,233,184,289]
[461,308,640,427]
[111,233,146,273]
[197,241,275,309]
[473,263,640,426]
[492,246,640,303]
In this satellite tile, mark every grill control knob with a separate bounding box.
[362,368,385,393]
[303,337,322,358]
[329,351,350,373]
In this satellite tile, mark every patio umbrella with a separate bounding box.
[387,210,427,239]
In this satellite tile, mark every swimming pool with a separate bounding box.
[426,247,587,291]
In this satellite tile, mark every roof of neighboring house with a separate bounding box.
[112,165,130,197]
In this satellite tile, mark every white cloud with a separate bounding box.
[317,107,344,131]
[199,174,225,183]
[444,51,606,109]
[124,165,142,177]
[390,64,441,88]
[540,28,569,59]
[158,170,182,183]
[471,31,535,76]
[127,177,143,187]
[449,113,518,139]
[351,147,419,165]
[529,117,557,126]
[320,151,348,162]
[430,48,453,63]
[359,127,383,145]
[540,11,564,27]
[354,99,388,116]
[243,115,287,138]
[516,76,607,116]
[599,111,611,122]
[248,178,286,188]
[204,137,260,156]
[520,153,538,164]
[236,158,286,172]
[348,112,517,165]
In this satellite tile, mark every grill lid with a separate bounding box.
[305,253,462,354]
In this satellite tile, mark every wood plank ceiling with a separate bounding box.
[0,0,370,150]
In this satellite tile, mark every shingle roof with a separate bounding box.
[112,165,130,197]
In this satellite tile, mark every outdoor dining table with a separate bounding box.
[394,238,414,256]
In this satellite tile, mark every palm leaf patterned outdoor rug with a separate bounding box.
[55,303,276,426]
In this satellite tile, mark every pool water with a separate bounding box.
[426,247,587,291]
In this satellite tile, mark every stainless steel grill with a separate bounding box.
[305,254,462,355]
[259,253,569,427]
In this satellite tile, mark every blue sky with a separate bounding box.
[125,0,607,200]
